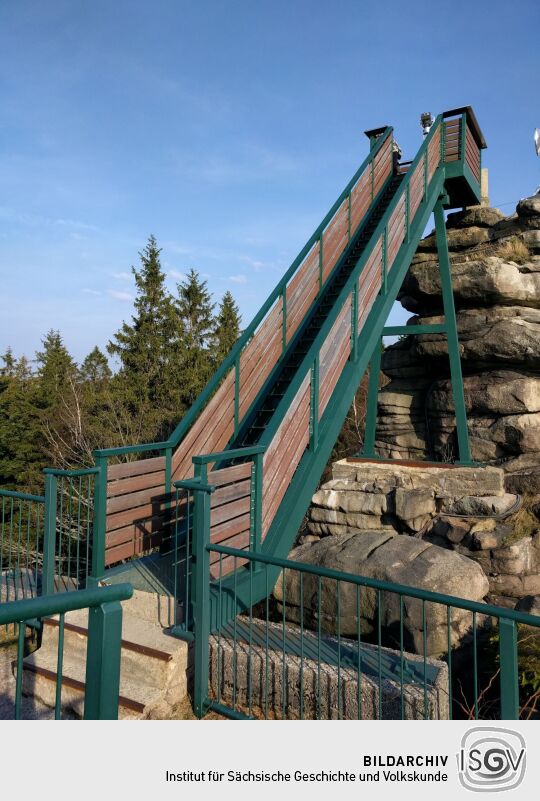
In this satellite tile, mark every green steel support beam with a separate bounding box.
[405,184,410,243]
[309,355,320,451]
[192,462,213,718]
[84,599,124,720]
[89,453,108,587]
[318,234,323,291]
[362,340,382,458]
[42,472,57,597]
[433,198,472,464]
[383,324,446,337]
[252,451,263,551]
[165,446,172,495]
[350,281,359,361]
[499,618,519,720]
[234,355,240,435]
[282,289,287,353]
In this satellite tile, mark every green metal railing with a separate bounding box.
[192,542,540,721]
[1,467,100,604]
[0,583,133,719]
[42,467,100,593]
[171,445,265,640]
[1,490,45,602]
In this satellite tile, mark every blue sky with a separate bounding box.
[1,0,539,363]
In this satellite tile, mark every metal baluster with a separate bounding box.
[55,613,65,719]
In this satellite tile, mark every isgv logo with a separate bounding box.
[457,727,526,792]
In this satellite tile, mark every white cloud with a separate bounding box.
[83,288,101,296]
[228,274,248,284]
[168,269,186,281]
[108,289,133,302]
[112,271,131,281]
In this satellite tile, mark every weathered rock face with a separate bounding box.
[304,461,539,612]
[274,530,489,657]
[375,195,540,492]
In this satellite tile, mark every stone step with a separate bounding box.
[99,585,181,628]
[22,644,163,720]
[41,609,188,693]
[21,592,190,720]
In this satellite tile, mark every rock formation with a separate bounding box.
[375,196,540,495]
[303,459,539,609]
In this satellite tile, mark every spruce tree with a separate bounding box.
[176,268,215,405]
[212,291,241,364]
[1,347,16,377]
[0,355,43,490]
[107,235,182,436]
[35,330,77,408]
[80,346,112,383]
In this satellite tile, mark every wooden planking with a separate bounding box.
[286,242,320,344]
[318,296,351,417]
[238,338,281,423]
[107,468,165,499]
[386,195,406,271]
[444,118,461,161]
[210,532,250,567]
[427,126,441,181]
[209,461,252,487]
[107,455,165,481]
[106,494,170,533]
[210,495,251,528]
[358,235,382,327]
[358,236,383,333]
[319,332,350,417]
[465,127,481,181]
[106,515,169,549]
[408,160,425,219]
[263,392,310,537]
[210,478,251,509]
[322,198,349,284]
[262,375,309,524]
[104,507,170,565]
[107,484,171,515]
[373,137,393,196]
[239,297,283,420]
[358,272,381,333]
[210,553,248,579]
[210,512,251,544]
[206,461,254,577]
[172,369,236,482]
[262,374,310,538]
[350,167,372,234]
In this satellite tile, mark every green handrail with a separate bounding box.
[192,444,266,465]
[0,582,132,625]
[43,467,100,477]
[0,489,45,504]
[93,127,394,462]
[208,542,539,626]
